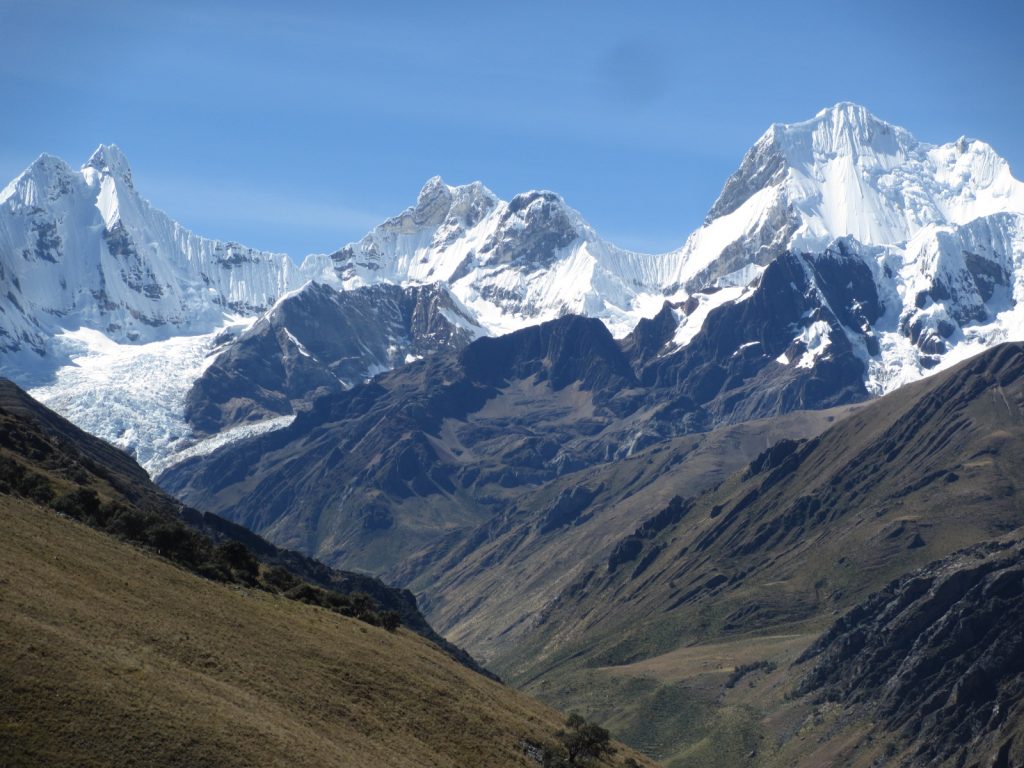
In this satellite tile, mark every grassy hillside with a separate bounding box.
[493,343,1024,766]
[0,380,655,767]
[0,377,485,673]
[396,405,855,664]
[0,494,655,767]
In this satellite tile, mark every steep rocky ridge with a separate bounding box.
[185,281,483,434]
[161,315,645,572]
[481,342,1024,766]
[788,534,1024,767]
[160,301,875,578]
[391,405,858,663]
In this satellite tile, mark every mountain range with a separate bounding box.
[3,103,1023,475]
[3,103,1024,767]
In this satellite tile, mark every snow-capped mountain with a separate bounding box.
[678,103,1024,393]
[2,103,1023,476]
[295,103,1024,396]
[682,103,1024,283]
[185,280,484,435]
[0,145,302,372]
[299,177,671,338]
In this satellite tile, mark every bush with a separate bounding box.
[0,455,55,504]
[286,583,329,607]
[196,561,233,582]
[216,541,260,584]
[263,565,301,593]
[105,504,160,541]
[380,610,402,631]
[19,471,55,504]
[147,523,204,565]
[725,660,777,688]
[544,713,614,766]
[51,488,101,521]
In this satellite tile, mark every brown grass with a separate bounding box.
[0,497,655,768]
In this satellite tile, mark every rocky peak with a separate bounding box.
[706,103,914,223]
[479,190,581,269]
[621,300,679,367]
[460,314,636,396]
[1,153,78,208]
[83,144,134,188]
[412,175,454,224]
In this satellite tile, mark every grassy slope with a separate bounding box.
[401,405,856,664]
[0,376,488,673]
[0,496,656,768]
[493,343,1024,767]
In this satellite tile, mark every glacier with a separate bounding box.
[2,102,1024,474]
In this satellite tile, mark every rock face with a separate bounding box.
[445,341,1024,705]
[636,246,879,428]
[160,314,645,572]
[184,281,483,434]
[797,535,1024,768]
[158,294,891,581]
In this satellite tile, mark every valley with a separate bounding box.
[3,101,1024,767]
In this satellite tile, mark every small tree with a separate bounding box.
[380,610,401,631]
[546,713,614,766]
[216,541,260,584]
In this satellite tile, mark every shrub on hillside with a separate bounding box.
[51,488,101,521]
[147,522,205,565]
[106,504,162,541]
[725,660,777,688]
[0,455,55,504]
[543,713,614,766]
[216,541,260,585]
[263,565,301,593]
[380,610,402,632]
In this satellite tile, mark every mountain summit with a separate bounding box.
[708,102,1023,247]
[0,144,299,368]
[2,106,1023,472]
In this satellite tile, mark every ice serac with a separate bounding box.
[0,144,301,374]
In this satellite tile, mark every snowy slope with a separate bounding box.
[3,104,1024,476]
[296,102,1024,380]
[638,103,1024,394]
[299,179,671,337]
[671,103,1024,288]
[0,145,302,377]
[26,318,254,474]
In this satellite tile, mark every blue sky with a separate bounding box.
[2,0,1023,258]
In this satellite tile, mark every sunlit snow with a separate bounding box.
[27,320,292,476]
[5,105,1024,479]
